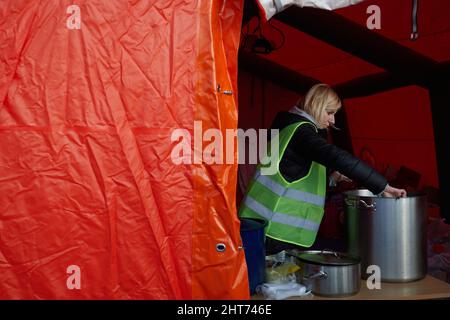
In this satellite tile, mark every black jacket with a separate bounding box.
[270,111,387,194]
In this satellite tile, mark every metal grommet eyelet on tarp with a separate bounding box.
[216,243,227,252]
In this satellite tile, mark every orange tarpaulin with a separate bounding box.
[0,0,248,299]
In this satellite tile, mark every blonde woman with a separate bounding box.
[239,83,406,254]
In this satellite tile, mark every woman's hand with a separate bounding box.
[382,184,407,198]
[331,171,352,183]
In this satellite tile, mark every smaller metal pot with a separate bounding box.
[287,250,361,297]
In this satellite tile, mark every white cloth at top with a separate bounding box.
[256,0,365,21]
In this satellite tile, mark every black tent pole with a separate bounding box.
[428,80,450,223]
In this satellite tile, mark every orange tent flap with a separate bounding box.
[0,0,247,299]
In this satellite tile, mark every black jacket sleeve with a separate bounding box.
[289,123,387,194]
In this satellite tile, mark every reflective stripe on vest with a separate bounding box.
[244,195,321,232]
[253,170,325,207]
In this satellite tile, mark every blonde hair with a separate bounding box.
[296,84,342,122]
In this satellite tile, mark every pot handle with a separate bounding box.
[345,198,376,210]
[359,199,376,209]
[303,270,328,280]
[320,250,339,258]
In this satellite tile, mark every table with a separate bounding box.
[253,276,450,300]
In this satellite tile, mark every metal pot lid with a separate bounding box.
[288,250,360,266]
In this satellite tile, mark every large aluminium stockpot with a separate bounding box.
[344,189,427,282]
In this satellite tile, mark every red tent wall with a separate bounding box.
[0,0,248,299]
[345,86,438,190]
[238,70,299,131]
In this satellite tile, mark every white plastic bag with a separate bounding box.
[256,281,311,300]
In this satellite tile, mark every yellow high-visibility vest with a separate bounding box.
[239,121,326,247]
